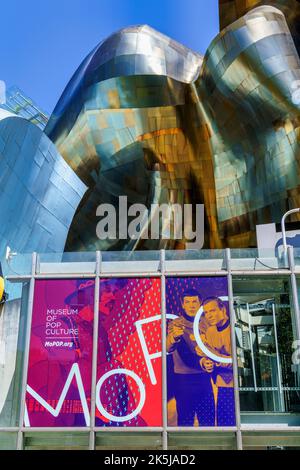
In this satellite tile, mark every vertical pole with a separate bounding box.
[271,303,285,412]
[226,248,242,450]
[288,246,300,341]
[89,251,101,450]
[17,252,37,450]
[160,250,168,451]
[287,246,300,390]
[246,303,258,392]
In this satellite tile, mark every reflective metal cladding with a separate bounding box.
[197,5,300,246]
[45,25,217,251]
[44,6,300,250]
[0,111,87,258]
[219,0,300,55]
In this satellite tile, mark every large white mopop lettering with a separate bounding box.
[24,363,90,427]
[95,369,146,423]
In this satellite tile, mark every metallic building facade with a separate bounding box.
[219,0,300,55]
[45,6,300,250]
[2,248,300,449]
[45,25,221,251]
[0,110,87,261]
[2,5,300,451]
[197,5,300,247]
[0,6,298,254]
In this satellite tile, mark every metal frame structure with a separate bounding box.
[1,246,300,450]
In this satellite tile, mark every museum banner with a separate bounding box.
[25,279,95,427]
[25,276,234,427]
[95,277,162,427]
[166,276,236,427]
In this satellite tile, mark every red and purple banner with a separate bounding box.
[25,277,162,427]
[25,279,94,427]
[25,276,234,428]
[166,276,235,427]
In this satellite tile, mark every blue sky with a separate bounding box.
[0,0,219,113]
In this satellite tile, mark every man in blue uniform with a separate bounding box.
[167,289,215,426]
[198,297,235,426]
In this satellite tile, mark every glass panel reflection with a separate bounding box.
[95,432,162,450]
[233,277,300,424]
[0,432,18,450]
[0,281,29,427]
[168,432,237,450]
[23,432,89,450]
[242,432,300,450]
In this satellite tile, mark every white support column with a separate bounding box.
[17,252,37,450]
[89,251,101,450]
[246,303,258,392]
[160,250,168,450]
[287,246,300,390]
[288,246,300,341]
[226,248,242,450]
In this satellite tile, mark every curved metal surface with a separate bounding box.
[219,0,300,55]
[197,6,300,246]
[46,25,220,251]
[0,115,87,258]
[45,8,300,250]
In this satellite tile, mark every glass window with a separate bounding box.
[242,432,300,450]
[168,432,237,450]
[0,281,29,427]
[95,432,162,450]
[233,276,300,425]
[0,432,18,450]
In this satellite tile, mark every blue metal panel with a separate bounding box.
[0,115,87,258]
